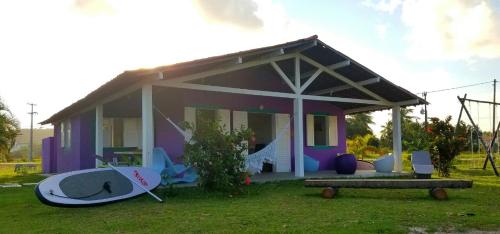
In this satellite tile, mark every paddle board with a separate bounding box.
[35,167,161,207]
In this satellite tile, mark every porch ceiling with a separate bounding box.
[41,35,426,125]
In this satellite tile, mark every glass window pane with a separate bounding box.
[314,116,327,146]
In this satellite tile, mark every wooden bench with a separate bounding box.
[14,163,38,173]
[304,179,473,200]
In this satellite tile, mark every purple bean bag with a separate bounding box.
[335,154,357,174]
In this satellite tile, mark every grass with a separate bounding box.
[0,158,499,233]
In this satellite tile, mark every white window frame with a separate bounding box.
[306,114,338,147]
[61,119,71,149]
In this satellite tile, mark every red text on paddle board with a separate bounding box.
[133,170,149,187]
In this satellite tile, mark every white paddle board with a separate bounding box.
[35,167,161,207]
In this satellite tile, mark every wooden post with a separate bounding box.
[392,106,402,172]
[142,84,154,168]
[95,104,103,168]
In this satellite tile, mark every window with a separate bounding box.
[313,116,327,146]
[60,120,71,149]
[196,109,217,127]
[103,118,142,148]
[184,107,230,133]
[306,114,338,147]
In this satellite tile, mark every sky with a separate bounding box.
[1,0,500,135]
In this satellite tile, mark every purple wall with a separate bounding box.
[54,111,95,173]
[41,136,56,173]
[153,88,346,170]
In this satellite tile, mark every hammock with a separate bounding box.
[244,123,290,174]
[153,106,193,141]
[153,106,291,174]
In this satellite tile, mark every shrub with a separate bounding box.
[427,116,467,177]
[183,117,251,194]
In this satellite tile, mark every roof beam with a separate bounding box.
[300,60,350,79]
[157,82,296,99]
[344,99,424,115]
[344,105,389,114]
[298,54,392,106]
[155,82,387,105]
[395,99,422,106]
[309,77,381,95]
[271,61,297,92]
[299,69,322,94]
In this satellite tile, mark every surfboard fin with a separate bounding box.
[103,181,112,194]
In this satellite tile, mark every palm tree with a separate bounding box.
[346,113,374,139]
[0,98,20,162]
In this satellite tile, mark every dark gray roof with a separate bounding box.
[41,35,425,124]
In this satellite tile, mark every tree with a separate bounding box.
[0,98,20,162]
[427,116,467,177]
[346,113,374,139]
[380,108,429,151]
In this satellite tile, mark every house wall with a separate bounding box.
[51,87,346,172]
[153,88,346,170]
[41,136,56,173]
[53,111,95,172]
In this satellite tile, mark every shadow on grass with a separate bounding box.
[0,173,46,184]
[301,188,474,202]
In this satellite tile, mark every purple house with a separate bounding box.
[41,36,425,176]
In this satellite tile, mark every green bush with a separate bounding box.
[347,134,390,160]
[427,116,467,177]
[183,117,251,194]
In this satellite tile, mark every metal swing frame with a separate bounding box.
[456,94,499,176]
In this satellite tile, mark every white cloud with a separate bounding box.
[363,0,500,60]
[73,0,115,15]
[194,0,263,29]
[375,23,388,39]
[362,0,402,14]
[402,0,500,60]
[0,0,306,128]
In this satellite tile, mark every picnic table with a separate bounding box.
[112,151,142,166]
[13,163,38,173]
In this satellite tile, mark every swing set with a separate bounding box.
[457,93,500,176]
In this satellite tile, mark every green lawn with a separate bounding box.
[0,160,499,233]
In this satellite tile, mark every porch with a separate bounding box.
[171,170,410,187]
[250,170,410,183]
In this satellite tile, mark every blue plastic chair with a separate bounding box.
[152,147,198,185]
[304,155,320,172]
[373,154,394,173]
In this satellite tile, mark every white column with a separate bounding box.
[392,106,402,172]
[294,97,304,177]
[294,56,304,177]
[95,104,103,168]
[142,84,154,168]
